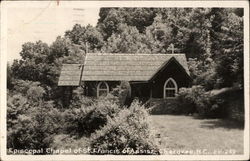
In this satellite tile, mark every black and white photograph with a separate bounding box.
[0,0,249,160]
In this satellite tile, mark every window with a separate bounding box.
[163,78,177,98]
[97,81,109,97]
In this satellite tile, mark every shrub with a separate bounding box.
[51,134,89,154]
[88,100,159,155]
[188,59,217,90]
[176,86,204,114]
[69,87,95,109]
[11,79,44,96]
[146,99,180,114]
[110,81,132,106]
[177,85,226,117]
[27,86,45,101]
[63,98,121,137]
[212,88,244,121]
[7,100,63,153]
[7,94,29,128]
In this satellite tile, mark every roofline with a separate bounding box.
[79,64,84,86]
[149,57,192,82]
[82,80,149,82]
[85,53,186,56]
[61,63,83,65]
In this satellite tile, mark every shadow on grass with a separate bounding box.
[191,114,244,129]
[199,119,244,130]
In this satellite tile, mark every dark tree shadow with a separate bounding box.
[199,119,244,130]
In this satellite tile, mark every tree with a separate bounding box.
[209,8,227,59]
[7,100,63,152]
[65,24,104,52]
[187,8,243,89]
[144,14,172,53]
[97,8,125,40]
[97,8,157,40]
[184,8,212,61]
[214,10,243,87]
[11,41,55,85]
[48,36,70,63]
[7,63,14,90]
[62,43,85,64]
[157,8,193,53]
[102,24,150,53]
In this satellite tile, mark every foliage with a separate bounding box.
[11,41,60,88]
[110,81,132,106]
[97,8,157,39]
[27,86,46,101]
[50,99,160,155]
[102,24,150,53]
[7,98,63,152]
[211,88,244,122]
[89,100,159,155]
[8,79,53,102]
[69,87,96,109]
[188,58,217,90]
[144,14,173,54]
[7,63,14,90]
[215,12,243,88]
[7,81,63,152]
[63,97,121,138]
[9,8,243,97]
[7,94,29,128]
[65,24,104,52]
[51,134,89,154]
[177,86,226,117]
[176,86,203,114]
[48,36,70,63]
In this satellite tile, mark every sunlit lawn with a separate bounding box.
[149,115,244,155]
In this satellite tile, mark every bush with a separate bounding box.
[63,97,121,137]
[88,100,159,155]
[212,88,244,121]
[188,59,218,91]
[177,86,226,117]
[7,94,29,128]
[7,100,63,153]
[110,81,132,106]
[176,86,204,114]
[7,81,159,154]
[51,134,89,154]
[69,87,95,109]
[27,86,46,101]
[146,99,180,114]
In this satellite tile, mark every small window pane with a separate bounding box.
[166,89,175,97]
[99,90,108,97]
[99,82,108,89]
[166,81,175,88]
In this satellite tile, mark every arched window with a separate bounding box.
[97,81,109,98]
[163,78,178,98]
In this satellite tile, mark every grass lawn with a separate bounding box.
[149,115,244,155]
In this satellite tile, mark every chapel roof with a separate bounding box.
[58,53,190,86]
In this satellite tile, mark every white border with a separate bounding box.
[1,1,249,160]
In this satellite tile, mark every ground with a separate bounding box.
[149,115,244,155]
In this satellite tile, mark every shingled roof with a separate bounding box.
[58,53,190,86]
[58,64,83,86]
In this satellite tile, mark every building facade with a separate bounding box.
[58,53,191,103]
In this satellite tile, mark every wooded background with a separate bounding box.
[8,8,243,102]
